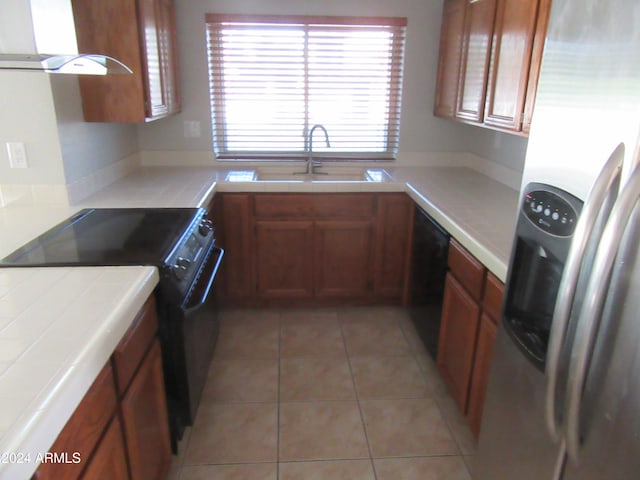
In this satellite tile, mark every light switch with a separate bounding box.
[183,121,201,138]
[6,142,28,168]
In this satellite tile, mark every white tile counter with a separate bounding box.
[212,166,520,281]
[0,266,158,480]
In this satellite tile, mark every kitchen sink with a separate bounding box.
[255,168,388,182]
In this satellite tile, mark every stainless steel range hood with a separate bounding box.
[0,0,132,76]
[0,53,132,75]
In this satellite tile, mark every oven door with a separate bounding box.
[161,244,224,447]
[181,245,224,421]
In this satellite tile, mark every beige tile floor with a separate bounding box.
[168,307,476,480]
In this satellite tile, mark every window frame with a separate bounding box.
[205,14,407,162]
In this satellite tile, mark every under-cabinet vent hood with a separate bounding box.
[0,53,132,75]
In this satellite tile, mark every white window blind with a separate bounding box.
[206,15,407,161]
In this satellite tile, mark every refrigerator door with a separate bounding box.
[562,176,640,479]
[474,326,563,480]
[522,0,640,200]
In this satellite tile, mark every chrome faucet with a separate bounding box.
[306,124,330,175]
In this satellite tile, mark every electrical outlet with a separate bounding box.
[6,142,28,169]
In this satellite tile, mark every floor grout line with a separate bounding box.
[338,311,379,480]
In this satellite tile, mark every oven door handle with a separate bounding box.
[183,246,224,314]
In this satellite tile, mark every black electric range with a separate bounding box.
[0,208,224,449]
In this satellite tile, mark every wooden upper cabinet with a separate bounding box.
[138,0,181,118]
[434,0,466,118]
[434,0,552,135]
[523,0,552,133]
[72,0,180,122]
[455,0,497,123]
[483,0,540,131]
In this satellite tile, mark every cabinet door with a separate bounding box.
[522,0,551,134]
[33,365,118,480]
[72,0,147,122]
[434,0,467,118]
[483,0,539,131]
[314,221,374,298]
[437,273,481,412]
[466,313,498,438]
[218,194,254,300]
[121,340,172,480]
[81,417,130,480]
[456,0,497,123]
[138,0,180,118]
[374,194,412,299]
[255,220,314,298]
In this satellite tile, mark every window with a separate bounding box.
[206,15,407,161]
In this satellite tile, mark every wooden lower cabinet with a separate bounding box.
[467,313,498,438]
[314,220,374,297]
[436,241,505,439]
[437,273,481,413]
[33,365,119,480]
[374,194,413,298]
[217,193,411,304]
[32,297,171,480]
[120,340,171,480]
[255,220,313,298]
[81,417,130,480]
[217,194,254,299]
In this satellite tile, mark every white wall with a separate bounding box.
[0,0,139,190]
[137,0,527,173]
[50,75,138,184]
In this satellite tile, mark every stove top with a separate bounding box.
[0,208,204,267]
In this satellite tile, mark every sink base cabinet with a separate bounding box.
[255,220,314,298]
[216,193,411,305]
[314,220,375,298]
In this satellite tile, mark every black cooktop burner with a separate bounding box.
[0,208,202,267]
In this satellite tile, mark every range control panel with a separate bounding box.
[523,189,578,236]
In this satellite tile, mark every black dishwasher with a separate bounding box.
[409,206,450,359]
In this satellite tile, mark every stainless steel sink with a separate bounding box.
[255,168,388,182]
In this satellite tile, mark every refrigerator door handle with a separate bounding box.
[564,160,640,462]
[544,143,624,441]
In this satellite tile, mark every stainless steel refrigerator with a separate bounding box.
[474,0,640,479]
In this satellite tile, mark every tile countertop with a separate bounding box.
[213,166,520,281]
[0,266,158,480]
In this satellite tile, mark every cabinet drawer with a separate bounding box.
[448,239,485,300]
[254,194,315,219]
[33,364,118,480]
[482,272,505,323]
[113,296,158,394]
[313,194,375,219]
[254,194,375,219]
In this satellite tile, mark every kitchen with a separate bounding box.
[1,0,639,479]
